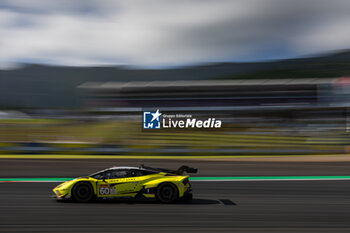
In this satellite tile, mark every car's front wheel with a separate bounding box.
[72,182,94,202]
[156,183,179,203]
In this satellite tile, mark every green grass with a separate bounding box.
[0,119,348,153]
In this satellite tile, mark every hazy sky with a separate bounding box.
[1,0,350,68]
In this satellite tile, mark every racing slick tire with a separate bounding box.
[156,183,179,203]
[72,182,94,203]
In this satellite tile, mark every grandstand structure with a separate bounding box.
[78,78,347,110]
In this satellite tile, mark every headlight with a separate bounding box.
[55,182,66,189]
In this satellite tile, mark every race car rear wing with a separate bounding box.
[174,165,198,175]
[140,165,198,175]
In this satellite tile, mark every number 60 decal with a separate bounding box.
[99,186,110,195]
[99,185,116,195]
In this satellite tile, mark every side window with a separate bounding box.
[92,169,146,179]
[106,170,129,179]
[129,170,143,177]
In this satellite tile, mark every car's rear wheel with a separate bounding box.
[156,183,179,203]
[72,182,94,202]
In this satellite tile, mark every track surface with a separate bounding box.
[2,159,350,177]
[1,181,350,232]
[1,159,350,232]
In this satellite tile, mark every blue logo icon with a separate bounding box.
[143,109,162,129]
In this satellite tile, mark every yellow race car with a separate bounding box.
[53,165,197,203]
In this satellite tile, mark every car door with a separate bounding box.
[96,170,138,197]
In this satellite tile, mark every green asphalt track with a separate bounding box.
[1,176,350,182]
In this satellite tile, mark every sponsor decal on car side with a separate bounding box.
[99,185,116,195]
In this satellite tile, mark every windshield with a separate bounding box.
[89,170,105,179]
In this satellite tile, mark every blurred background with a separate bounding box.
[3,2,350,232]
[1,0,350,157]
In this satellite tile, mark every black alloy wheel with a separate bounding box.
[72,182,94,202]
[156,183,179,203]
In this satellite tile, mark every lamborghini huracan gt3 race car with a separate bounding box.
[53,165,197,203]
